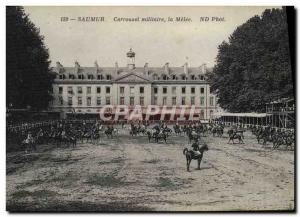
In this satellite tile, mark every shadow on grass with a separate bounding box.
[7,200,153,212]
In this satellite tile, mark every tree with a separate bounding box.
[208,8,293,112]
[6,6,54,110]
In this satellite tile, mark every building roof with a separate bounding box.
[52,64,212,82]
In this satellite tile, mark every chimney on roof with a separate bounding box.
[144,63,149,75]
[115,61,120,74]
[94,61,99,72]
[56,61,64,73]
[183,62,188,74]
[164,62,170,74]
[74,61,80,73]
[200,63,207,74]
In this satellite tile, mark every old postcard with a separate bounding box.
[6,6,295,212]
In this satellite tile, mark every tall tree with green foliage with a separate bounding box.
[208,8,293,112]
[6,6,54,110]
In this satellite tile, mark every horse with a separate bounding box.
[152,130,168,143]
[130,125,139,137]
[104,127,114,138]
[228,132,244,144]
[183,143,209,172]
[21,136,37,153]
[173,125,182,136]
[60,135,77,148]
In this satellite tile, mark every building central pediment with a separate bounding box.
[114,72,151,83]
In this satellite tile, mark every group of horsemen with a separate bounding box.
[7,119,294,153]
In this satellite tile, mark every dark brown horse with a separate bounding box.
[183,144,208,172]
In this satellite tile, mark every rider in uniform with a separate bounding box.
[191,138,201,157]
[25,131,33,144]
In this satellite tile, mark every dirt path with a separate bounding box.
[6,130,294,211]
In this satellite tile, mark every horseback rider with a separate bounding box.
[191,138,201,157]
[25,131,33,144]
[61,128,67,140]
[37,128,43,137]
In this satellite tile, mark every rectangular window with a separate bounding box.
[191,96,195,105]
[59,96,63,105]
[130,87,135,94]
[87,86,91,94]
[200,110,205,119]
[106,86,110,94]
[191,87,195,94]
[69,74,75,79]
[140,86,144,94]
[153,96,157,105]
[163,87,167,94]
[172,97,176,105]
[172,87,176,94]
[130,97,134,106]
[182,87,186,94]
[120,97,125,105]
[87,97,91,106]
[210,96,214,106]
[200,87,205,94]
[59,87,63,94]
[97,97,101,105]
[88,74,93,80]
[68,86,73,94]
[140,97,144,106]
[97,87,101,94]
[68,97,72,106]
[77,86,82,94]
[163,97,167,105]
[200,96,205,106]
[78,97,82,106]
[120,87,125,94]
[106,97,110,105]
[181,97,186,105]
[154,87,158,94]
[78,74,84,80]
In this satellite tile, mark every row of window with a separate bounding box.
[58,74,112,80]
[58,86,210,95]
[61,96,214,107]
[153,96,214,106]
[153,86,209,94]
[63,96,111,106]
[154,74,206,81]
[59,86,111,95]
[57,74,206,81]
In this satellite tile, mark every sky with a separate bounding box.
[24,6,276,68]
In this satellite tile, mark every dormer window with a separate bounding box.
[106,75,111,80]
[78,74,84,80]
[69,74,75,79]
[153,74,158,80]
[88,74,94,80]
[162,75,168,80]
[97,74,104,80]
[171,75,177,80]
[191,75,196,80]
[200,75,205,81]
[59,74,66,80]
[181,75,186,80]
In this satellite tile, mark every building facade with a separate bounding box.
[50,49,222,120]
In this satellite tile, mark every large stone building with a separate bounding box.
[50,49,221,120]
